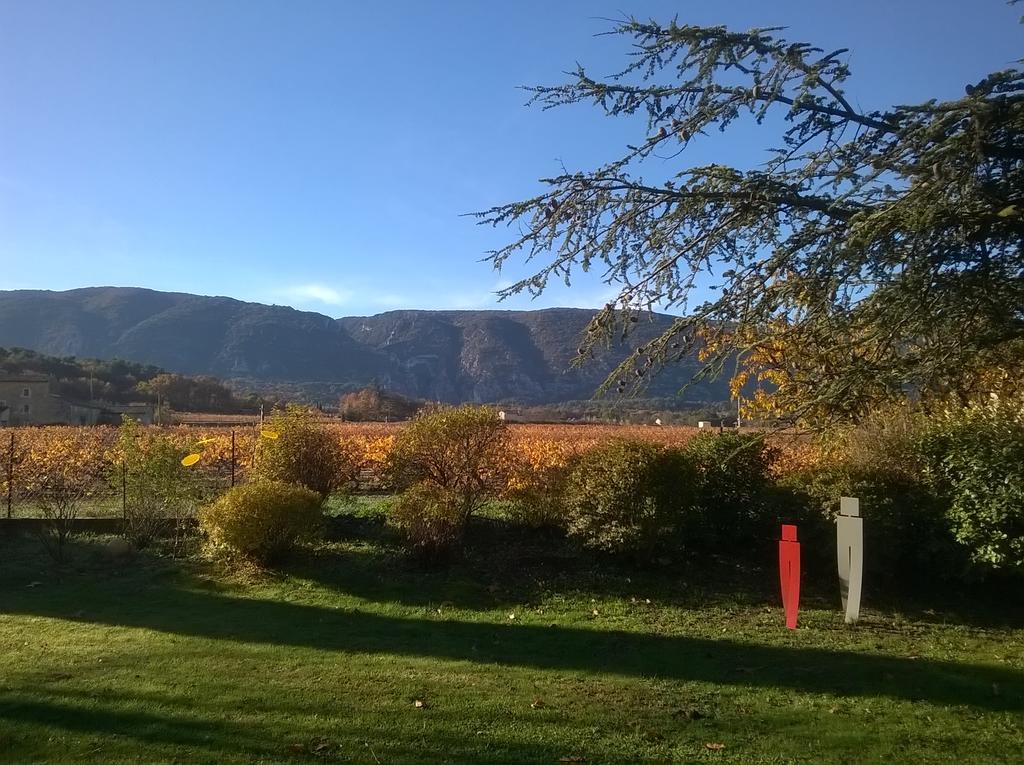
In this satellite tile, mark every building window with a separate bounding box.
[22,387,31,398]
[22,403,31,414]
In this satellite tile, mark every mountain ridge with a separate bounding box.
[0,287,730,404]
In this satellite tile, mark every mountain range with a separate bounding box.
[0,287,730,404]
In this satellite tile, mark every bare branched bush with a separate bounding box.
[31,473,89,563]
[114,418,202,549]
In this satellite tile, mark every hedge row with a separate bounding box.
[39,400,1017,578]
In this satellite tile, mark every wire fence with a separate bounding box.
[1,427,244,520]
[1,426,388,520]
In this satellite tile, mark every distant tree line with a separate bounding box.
[502,397,736,425]
[0,346,270,414]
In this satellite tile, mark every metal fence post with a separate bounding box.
[231,429,236,487]
[121,459,127,521]
[5,431,13,519]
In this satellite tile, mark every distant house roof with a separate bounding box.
[0,373,50,383]
[59,398,152,412]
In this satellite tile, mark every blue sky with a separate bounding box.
[1,0,1020,317]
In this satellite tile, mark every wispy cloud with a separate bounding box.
[283,283,353,306]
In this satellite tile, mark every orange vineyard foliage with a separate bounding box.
[1,422,810,499]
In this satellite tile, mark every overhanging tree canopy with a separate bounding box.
[476,17,1024,426]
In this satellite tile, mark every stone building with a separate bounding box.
[0,373,153,426]
[0,374,55,426]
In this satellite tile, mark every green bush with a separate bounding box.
[502,460,575,530]
[199,481,323,564]
[778,464,959,584]
[914,395,1024,572]
[255,406,358,499]
[777,409,966,584]
[682,432,778,548]
[386,405,508,554]
[388,483,465,561]
[563,440,694,557]
[114,417,202,548]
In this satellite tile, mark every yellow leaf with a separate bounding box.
[181,453,201,467]
[260,429,279,440]
[704,742,726,751]
[998,205,1018,217]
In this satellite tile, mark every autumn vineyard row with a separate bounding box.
[0,423,818,501]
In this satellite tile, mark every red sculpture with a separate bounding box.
[778,524,801,630]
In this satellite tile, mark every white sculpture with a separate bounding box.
[836,496,863,624]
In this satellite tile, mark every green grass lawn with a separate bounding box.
[1,506,1022,764]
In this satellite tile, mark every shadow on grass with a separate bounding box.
[311,513,1023,629]
[282,542,788,616]
[3,567,1021,713]
[0,692,569,764]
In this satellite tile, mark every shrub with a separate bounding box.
[502,466,573,530]
[386,405,508,552]
[563,440,694,557]
[114,418,202,548]
[502,452,576,530]
[199,481,323,563]
[777,408,965,584]
[388,483,465,561]
[778,463,958,584]
[682,432,778,548]
[24,429,106,563]
[255,406,358,499]
[914,394,1024,572]
[31,473,87,563]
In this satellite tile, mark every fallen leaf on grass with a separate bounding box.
[530,698,545,709]
[674,708,705,721]
[413,699,426,709]
[704,742,726,750]
[287,743,306,754]
[310,739,332,753]
[558,756,585,763]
